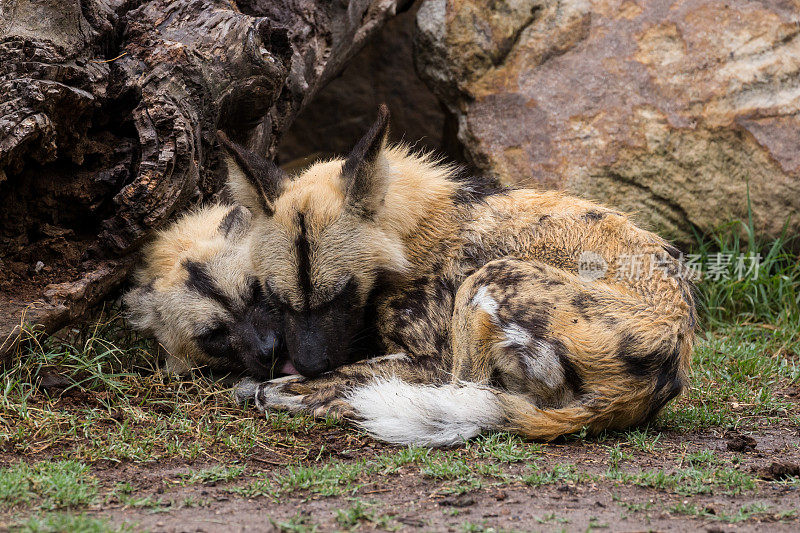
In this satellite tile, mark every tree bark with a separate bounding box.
[0,0,412,356]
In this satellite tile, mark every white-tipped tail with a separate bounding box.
[345,377,503,447]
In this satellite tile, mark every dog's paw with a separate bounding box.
[234,378,262,405]
[254,381,307,413]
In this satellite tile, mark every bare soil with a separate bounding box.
[5,419,800,532]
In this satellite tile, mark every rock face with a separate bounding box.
[415,0,800,243]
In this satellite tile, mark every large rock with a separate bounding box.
[414,0,800,243]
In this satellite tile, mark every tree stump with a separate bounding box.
[0,0,412,356]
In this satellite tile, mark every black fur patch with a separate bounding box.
[477,261,528,287]
[388,279,430,329]
[571,293,598,321]
[618,336,685,423]
[643,351,683,422]
[602,315,619,326]
[582,210,605,222]
[616,333,639,365]
[386,332,414,355]
[295,212,312,308]
[218,205,249,238]
[551,339,585,394]
[433,277,456,305]
[662,243,682,260]
[618,335,676,379]
[460,244,487,272]
[433,332,449,354]
[196,323,232,361]
[312,278,359,314]
[140,280,155,294]
[184,260,234,313]
[382,275,456,357]
[517,313,550,338]
[452,172,509,205]
[248,277,273,312]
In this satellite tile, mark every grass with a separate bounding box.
[232,459,379,499]
[231,443,513,500]
[534,512,570,524]
[334,500,396,530]
[271,513,319,533]
[177,465,245,485]
[471,433,541,463]
[521,463,580,487]
[663,323,800,429]
[605,444,632,469]
[459,521,520,533]
[0,461,98,510]
[619,427,662,453]
[670,501,797,523]
[14,513,129,533]
[272,461,367,497]
[655,218,800,431]
[606,464,757,496]
[614,496,654,515]
[693,212,800,330]
[0,317,335,465]
[0,220,798,528]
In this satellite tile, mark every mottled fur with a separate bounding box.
[124,203,285,377]
[224,106,696,445]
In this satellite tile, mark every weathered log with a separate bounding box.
[0,0,412,356]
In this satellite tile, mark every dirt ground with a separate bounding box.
[104,431,800,532]
[4,412,799,532]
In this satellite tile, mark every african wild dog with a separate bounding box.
[221,106,696,446]
[125,203,289,378]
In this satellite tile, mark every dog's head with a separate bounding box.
[219,106,407,377]
[125,203,290,378]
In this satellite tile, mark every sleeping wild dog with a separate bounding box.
[124,203,289,378]
[221,106,696,446]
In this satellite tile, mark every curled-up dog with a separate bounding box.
[222,106,696,446]
[125,203,290,378]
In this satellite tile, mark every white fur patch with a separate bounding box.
[500,322,532,348]
[269,374,306,384]
[497,323,565,390]
[521,340,565,389]
[346,377,503,447]
[471,286,499,318]
[369,352,410,363]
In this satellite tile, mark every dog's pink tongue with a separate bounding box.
[280,360,298,375]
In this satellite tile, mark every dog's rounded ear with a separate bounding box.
[342,104,390,217]
[123,284,158,333]
[217,204,252,241]
[217,130,287,217]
